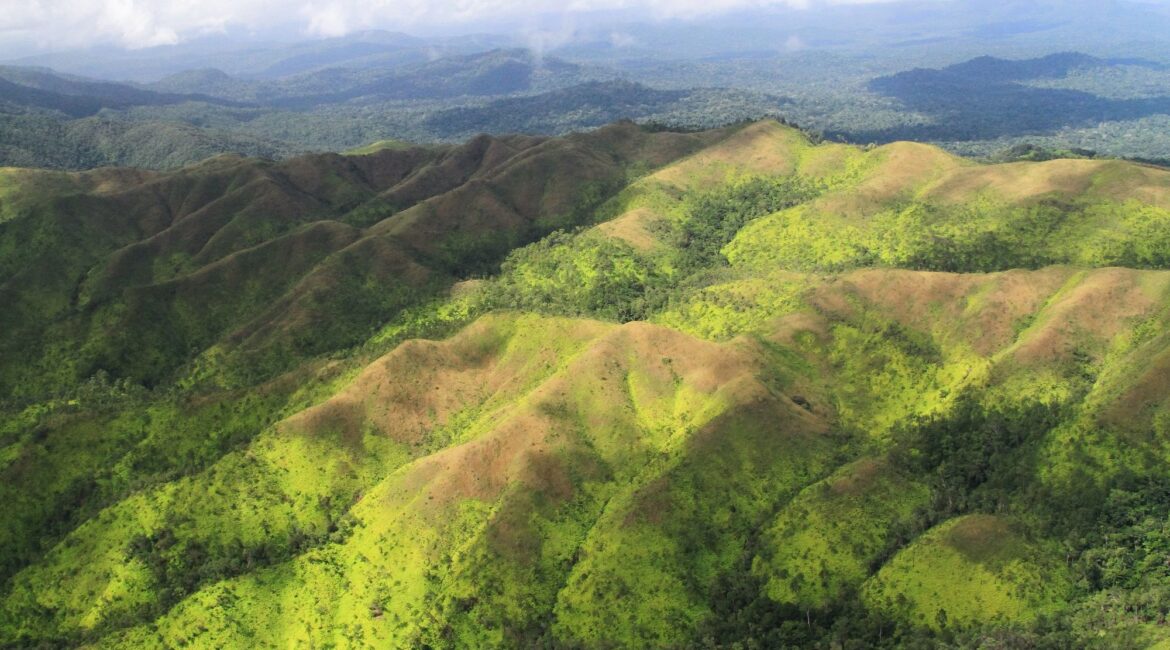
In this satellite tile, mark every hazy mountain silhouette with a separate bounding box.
[857,53,1170,141]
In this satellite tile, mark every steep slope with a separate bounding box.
[0,121,723,399]
[5,120,1170,649]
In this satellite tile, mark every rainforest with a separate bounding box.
[1,115,1170,648]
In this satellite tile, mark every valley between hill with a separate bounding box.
[4,120,1170,647]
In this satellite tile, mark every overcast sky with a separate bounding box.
[0,0,917,54]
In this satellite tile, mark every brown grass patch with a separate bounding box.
[802,268,1168,363]
[927,159,1105,205]
[650,120,809,190]
[1091,162,1170,207]
[450,278,487,298]
[1100,346,1170,432]
[594,207,664,251]
[945,514,1016,564]
[870,142,966,192]
[768,311,832,347]
[1012,269,1169,364]
[366,316,812,514]
[616,321,753,390]
[283,315,604,447]
[828,457,887,497]
[814,141,965,217]
[840,268,1072,355]
[923,158,1170,207]
[409,409,564,503]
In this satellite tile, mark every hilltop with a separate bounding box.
[4,120,1170,648]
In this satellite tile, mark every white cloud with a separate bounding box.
[95,0,179,47]
[302,2,354,37]
[0,0,279,50]
[609,31,638,48]
[0,0,926,53]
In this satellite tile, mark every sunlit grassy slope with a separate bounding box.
[5,120,1170,648]
[342,139,417,156]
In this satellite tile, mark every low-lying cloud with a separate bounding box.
[0,0,915,54]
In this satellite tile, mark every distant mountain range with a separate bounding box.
[1,7,1169,170]
[147,49,610,107]
[0,66,243,117]
[862,52,1170,141]
[0,50,788,170]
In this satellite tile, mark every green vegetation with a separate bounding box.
[674,175,825,270]
[6,120,1170,648]
[727,198,1170,273]
[864,514,1072,630]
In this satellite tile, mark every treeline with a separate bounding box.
[481,174,824,323]
[0,112,293,170]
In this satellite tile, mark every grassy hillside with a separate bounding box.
[4,119,1170,648]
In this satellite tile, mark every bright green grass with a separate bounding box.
[752,458,931,610]
[862,514,1072,630]
[725,198,1170,274]
[654,273,810,341]
[824,317,988,437]
[553,405,835,648]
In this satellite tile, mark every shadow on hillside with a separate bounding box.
[422,81,689,135]
[852,52,1170,142]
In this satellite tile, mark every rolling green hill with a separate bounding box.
[4,119,1170,648]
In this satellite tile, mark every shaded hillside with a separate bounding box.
[5,120,1170,648]
[0,121,722,403]
[863,53,1170,141]
[425,80,687,135]
[146,69,259,103]
[425,81,790,139]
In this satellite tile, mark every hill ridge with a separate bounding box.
[5,120,1170,648]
